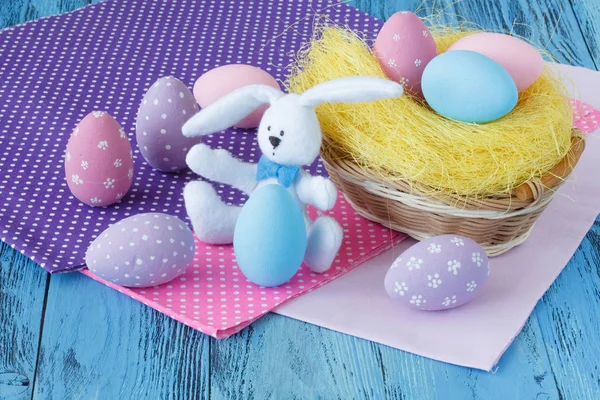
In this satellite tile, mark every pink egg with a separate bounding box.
[193,64,280,129]
[447,32,543,91]
[373,11,437,96]
[65,111,134,207]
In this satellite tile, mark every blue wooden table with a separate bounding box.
[1,0,599,398]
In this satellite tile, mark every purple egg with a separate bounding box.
[384,235,490,311]
[86,213,196,287]
[136,76,200,172]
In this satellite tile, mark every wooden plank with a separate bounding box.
[570,0,600,70]
[0,243,48,400]
[533,224,600,399]
[351,0,459,23]
[209,312,559,399]
[351,0,420,20]
[32,273,211,399]
[0,0,27,29]
[0,0,106,29]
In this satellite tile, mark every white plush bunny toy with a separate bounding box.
[182,76,404,273]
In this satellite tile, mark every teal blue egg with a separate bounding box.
[234,184,307,287]
[422,50,518,123]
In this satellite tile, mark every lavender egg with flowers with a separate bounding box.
[384,235,490,310]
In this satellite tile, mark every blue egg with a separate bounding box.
[234,184,307,287]
[422,50,518,123]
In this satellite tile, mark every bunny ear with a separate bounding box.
[182,84,284,137]
[298,76,403,107]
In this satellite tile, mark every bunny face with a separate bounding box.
[182,76,404,167]
[257,94,322,166]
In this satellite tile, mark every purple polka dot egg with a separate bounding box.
[86,213,196,287]
[384,235,490,311]
[136,76,200,172]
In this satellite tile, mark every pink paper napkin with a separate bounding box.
[274,64,600,371]
[82,194,404,338]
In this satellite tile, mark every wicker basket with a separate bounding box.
[322,129,585,256]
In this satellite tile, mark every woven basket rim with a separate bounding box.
[321,128,585,214]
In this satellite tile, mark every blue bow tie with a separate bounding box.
[256,156,300,188]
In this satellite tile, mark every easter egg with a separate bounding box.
[86,213,195,287]
[384,235,490,311]
[233,184,307,287]
[422,50,518,123]
[448,32,543,91]
[136,76,200,172]
[193,64,280,129]
[65,111,134,207]
[373,11,437,96]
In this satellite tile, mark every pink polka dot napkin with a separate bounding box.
[82,195,404,338]
[571,98,600,133]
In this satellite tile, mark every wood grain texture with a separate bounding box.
[32,273,210,399]
[210,313,561,399]
[0,0,95,29]
[0,0,599,399]
[570,0,600,70]
[0,243,48,400]
[533,223,600,399]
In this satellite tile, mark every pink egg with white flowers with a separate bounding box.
[374,11,437,96]
[193,64,280,129]
[447,32,544,91]
[65,111,134,207]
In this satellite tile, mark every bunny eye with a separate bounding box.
[280,130,284,137]
[267,126,271,131]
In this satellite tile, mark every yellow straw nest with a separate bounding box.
[285,26,573,198]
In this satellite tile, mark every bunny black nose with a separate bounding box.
[268,136,282,149]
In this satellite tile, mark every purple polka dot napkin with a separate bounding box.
[0,0,381,273]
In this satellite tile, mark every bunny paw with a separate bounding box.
[186,143,219,177]
[304,216,343,273]
[315,178,338,211]
[298,175,338,211]
[183,180,241,244]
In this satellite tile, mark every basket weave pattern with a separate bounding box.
[322,130,585,256]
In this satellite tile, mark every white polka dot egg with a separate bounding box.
[86,213,196,287]
[136,76,200,172]
[384,235,490,311]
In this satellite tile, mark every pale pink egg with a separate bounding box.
[193,64,280,129]
[373,11,437,96]
[447,32,543,91]
[65,111,134,207]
